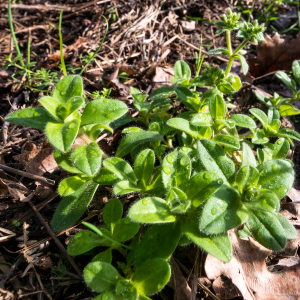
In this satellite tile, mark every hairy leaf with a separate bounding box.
[131,259,171,296]
[128,197,176,223]
[116,131,163,157]
[46,119,80,152]
[52,181,98,231]
[5,107,59,130]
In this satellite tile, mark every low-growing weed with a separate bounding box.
[5,8,300,300]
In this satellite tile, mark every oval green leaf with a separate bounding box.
[128,197,176,224]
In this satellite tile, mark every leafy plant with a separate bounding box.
[255,60,300,117]
[5,9,298,299]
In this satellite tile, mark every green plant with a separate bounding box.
[12,220,20,227]
[255,60,300,117]
[5,9,299,299]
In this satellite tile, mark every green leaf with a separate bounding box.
[112,218,140,242]
[54,150,81,174]
[241,142,257,168]
[110,114,134,128]
[113,180,141,196]
[201,88,221,104]
[217,81,236,94]
[199,187,248,234]
[197,139,235,184]
[52,75,83,106]
[250,108,268,128]
[182,212,232,262]
[238,224,251,238]
[228,114,256,128]
[65,96,84,117]
[272,138,290,159]
[130,86,148,103]
[116,131,163,158]
[245,190,280,212]
[5,107,59,130]
[175,87,200,112]
[84,261,122,293]
[174,60,191,80]
[208,48,229,55]
[131,258,171,296]
[278,128,300,142]
[116,280,137,300]
[232,76,242,91]
[252,130,269,144]
[136,223,181,266]
[166,118,201,139]
[257,159,294,199]
[182,172,223,208]
[209,94,226,120]
[103,198,123,230]
[38,96,66,121]
[275,213,297,239]
[292,60,300,85]
[52,181,98,231]
[46,119,80,152]
[150,86,175,101]
[93,167,119,185]
[91,248,113,263]
[235,165,259,194]
[150,98,171,110]
[247,208,286,251]
[212,135,240,149]
[71,142,102,175]
[58,175,87,196]
[162,150,191,188]
[268,107,280,123]
[190,113,212,127]
[67,230,108,255]
[235,54,249,75]
[134,149,155,188]
[81,99,128,127]
[278,104,300,116]
[103,157,137,183]
[275,71,297,92]
[128,197,176,224]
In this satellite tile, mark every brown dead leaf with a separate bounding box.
[0,178,34,202]
[168,258,192,300]
[205,230,300,300]
[152,66,174,88]
[13,142,58,176]
[48,36,87,62]
[287,187,300,203]
[0,178,9,196]
[212,275,242,300]
[248,32,300,77]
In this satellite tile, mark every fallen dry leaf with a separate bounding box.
[287,187,300,203]
[152,66,174,88]
[205,230,300,300]
[168,258,192,300]
[248,32,300,77]
[48,36,87,62]
[212,275,242,300]
[13,142,58,176]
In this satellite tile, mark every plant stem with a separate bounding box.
[226,31,232,56]
[225,39,249,77]
[8,0,24,67]
[59,11,67,77]
[78,132,109,159]
[80,16,109,75]
[27,35,31,83]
